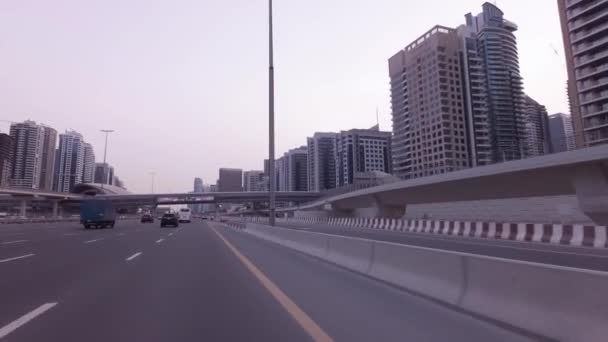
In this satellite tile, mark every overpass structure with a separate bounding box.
[0,185,322,217]
[284,144,608,225]
[99,191,321,207]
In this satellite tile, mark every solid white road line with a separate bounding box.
[84,238,104,244]
[0,302,58,339]
[126,252,142,261]
[2,240,28,245]
[0,254,35,264]
[156,239,164,244]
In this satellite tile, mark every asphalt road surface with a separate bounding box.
[0,220,542,341]
[270,221,608,272]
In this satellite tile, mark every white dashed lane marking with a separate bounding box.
[126,252,142,261]
[0,302,58,339]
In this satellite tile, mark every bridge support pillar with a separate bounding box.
[19,200,27,218]
[574,161,608,225]
[52,200,59,219]
[370,196,405,218]
[324,203,354,217]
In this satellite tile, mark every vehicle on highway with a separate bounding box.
[160,213,179,228]
[178,208,191,223]
[201,216,208,220]
[141,213,154,223]
[0,212,8,218]
[80,199,116,229]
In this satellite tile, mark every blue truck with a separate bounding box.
[80,199,116,229]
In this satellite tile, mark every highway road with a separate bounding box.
[268,221,608,272]
[0,220,543,341]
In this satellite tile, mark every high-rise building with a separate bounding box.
[94,162,114,185]
[275,156,288,191]
[549,113,576,153]
[243,171,265,192]
[464,3,527,161]
[55,131,85,192]
[9,121,45,189]
[39,126,57,191]
[194,178,204,193]
[218,168,242,192]
[113,175,125,189]
[82,142,96,183]
[389,26,471,180]
[286,146,308,192]
[558,0,608,147]
[335,127,392,187]
[189,178,205,214]
[458,21,493,167]
[523,95,551,156]
[307,132,337,191]
[0,133,13,187]
[263,159,270,177]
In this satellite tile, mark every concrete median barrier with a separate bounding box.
[461,257,608,342]
[368,242,465,306]
[325,235,374,274]
[244,222,608,341]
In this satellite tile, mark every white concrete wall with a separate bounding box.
[404,195,593,224]
[294,210,330,218]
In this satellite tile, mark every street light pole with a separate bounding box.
[149,171,156,193]
[100,129,114,189]
[268,0,276,226]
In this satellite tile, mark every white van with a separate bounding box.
[178,208,191,223]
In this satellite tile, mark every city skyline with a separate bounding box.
[0,1,570,193]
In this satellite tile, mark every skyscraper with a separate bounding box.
[0,133,13,187]
[39,126,57,191]
[523,95,551,156]
[9,121,45,189]
[549,113,575,153]
[55,131,85,192]
[218,168,242,192]
[335,127,392,187]
[286,146,308,192]
[243,171,264,192]
[307,132,337,191]
[389,26,471,179]
[275,156,288,191]
[82,142,96,183]
[193,177,204,193]
[94,162,114,185]
[464,3,527,161]
[558,0,608,147]
[458,21,493,167]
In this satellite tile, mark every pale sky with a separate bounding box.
[0,0,568,193]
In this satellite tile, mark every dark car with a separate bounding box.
[141,214,154,223]
[160,213,179,228]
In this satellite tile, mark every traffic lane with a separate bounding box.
[0,221,151,258]
[217,225,537,342]
[0,220,141,237]
[276,222,608,272]
[2,221,311,342]
[0,222,84,235]
[0,220,176,329]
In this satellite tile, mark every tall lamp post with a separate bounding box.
[268,0,276,226]
[100,129,114,189]
[149,171,156,193]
